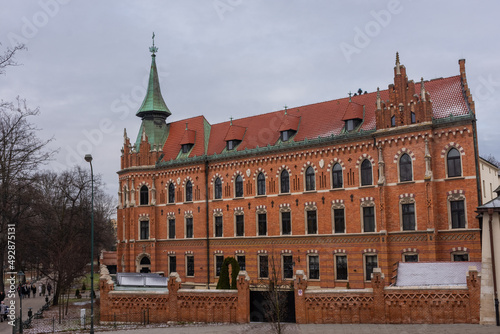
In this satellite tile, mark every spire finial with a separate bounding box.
[149,32,158,55]
[395,52,401,74]
[420,77,426,101]
[185,122,188,130]
[376,87,381,110]
[230,116,233,126]
[348,91,352,102]
[284,105,288,115]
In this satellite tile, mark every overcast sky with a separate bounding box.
[1,1,499,201]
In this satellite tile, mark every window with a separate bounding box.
[280,169,290,193]
[186,255,194,276]
[235,175,243,197]
[307,210,317,234]
[215,255,224,277]
[258,213,267,236]
[335,255,348,280]
[140,185,148,205]
[452,253,469,261]
[257,173,266,195]
[308,255,319,280]
[332,163,343,189]
[402,203,415,231]
[227,140,240,151]
[283,255,294,279]
[403,254,418,262]
[215,216,223,237]
[391,115,396,127]
[140,220,149,240]
[360,159,372,186]
[181,143,193,153]
[345,119,361,132]
[305,166,315,191]
[334,208,345,233]
[447,148,462,177]
[411,112,416,124]
[185,180,193,202]
[214,177,222,199]
[185,217,193,238]
[399,153,413,182]
[169,255,176,274]
[259,255,269,278]
[235,215,244,237]
[168,218,176,239]
[237,255,246,271]
[364,254,378,281]
[450,200,465,228]
[281,130,296,142]
[363,206,375,232]
[281,211,291,235]
[168,183,175,203]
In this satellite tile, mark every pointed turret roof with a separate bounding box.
[136,35,171,119]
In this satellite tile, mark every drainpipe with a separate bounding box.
[488,209,500,326]
[205,158,210,289]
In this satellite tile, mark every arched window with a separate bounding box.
[280,170,289,193]
[332,163,343,189]
[185,180,193,202]
[168,183,175,204]
[214,177,222,199]
[305,166,315,191]
[399,153,413,182]
[391,115,396,127]
[360,159,372,186]
[257,173,266,195]
[447,148,462,177]
[235,175,243,198]
[139,185,148,205]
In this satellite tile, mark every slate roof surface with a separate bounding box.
[395,262,481,287]
[157,75,470,161]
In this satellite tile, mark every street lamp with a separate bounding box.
[84,154,95,334]
[17,270,24,334]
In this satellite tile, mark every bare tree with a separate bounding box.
[0,43,26,75]
[21,167,115,307]
[485,154,500,168]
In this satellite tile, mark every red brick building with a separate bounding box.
[116,45,481,290]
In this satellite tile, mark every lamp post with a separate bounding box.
[84,154,94,334]
[17,270,24,334]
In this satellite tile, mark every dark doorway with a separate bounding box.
[249,290,295,323]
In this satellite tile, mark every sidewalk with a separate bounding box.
[0,279,53,334]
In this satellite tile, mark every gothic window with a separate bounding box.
[334,208,345,233]
[363,206,375,232]
[281,211,291,235]
[235,175,243,198]
[450,200,466,228]
[282,255,293,279]
[280,169,290,193]
[399,153,413,182]
[258,213,267,236]
[168,183,175,203]
[402,203,416,231]
[411,112,416,124]
[391,115,396,127]
[259,255,269,278]
[214,177,222,199]
[360,159,372,186]
[235,214,244,237]
[335,255,348,280]
[306,210,317,234]
[168,218,176,239]
[257,173,266,195]
[139,185,148,205]
[447,148,462,177]
[185,180,193,202]
[140,220,149,240]
[185,217,193,238]
[215,215,223,237]
[169,255,176,274]
[332,163,343,189]
[308,255,320,280]
[364,254,378,281]
[186,255,194,276]
[305,166,315,191]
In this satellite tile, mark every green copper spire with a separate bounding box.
[136,33,171,119]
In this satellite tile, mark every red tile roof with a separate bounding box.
[160,75,470,161]
[180,129,196,145]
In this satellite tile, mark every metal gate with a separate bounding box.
[249,290,295,323]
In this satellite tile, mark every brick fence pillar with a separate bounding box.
[466,266,480,324]
[99,265,114,322]
[236,271,250,323]
[371,268,386,324]
[168,272,181,322]
[294,270,308,324]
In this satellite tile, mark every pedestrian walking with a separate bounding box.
[38,284,42,296]
[0,301,7,322]
[41,283,46,296]
[31,284,36,298]
[0,291,5,303]
[25,284,30,298]
[47,283,52,296]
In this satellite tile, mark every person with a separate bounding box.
[41,283,46,296]
[0,301,7,322]
[25,284,30,298]
[0,291,5,303]
[47,283,52,296]
[38,284,42,296]
[31,284,36,298]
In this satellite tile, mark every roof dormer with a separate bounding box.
[180,123,196,154]
[224,118,246,151]
[279,108,300,142]
[341,98,364,132]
